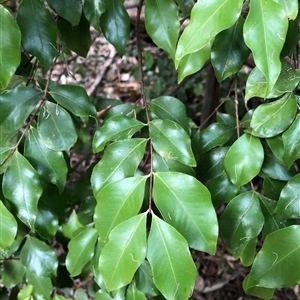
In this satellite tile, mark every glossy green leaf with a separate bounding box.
[243,276,275,300]
[224,133,264,187]
[127,284,147,300]
[95,176,146,245]
[0,5,21,90]
[16,0,57,71]
[211,17,250,82]
[49,83,97,118]
[66,227,98,277]
[149,96,190,134]
[38,101,78,151]
[153,172,218,254]
[262,175,286,200]
[240,237,257,267]
[147,215,196,300]
[266,136,284,163]
[0,147,13,174]
[93,116,145,153]
[243,0,288,95]
[0,200,17,249]
[1,260,25,287]
[95,291,113,300]
[274,174,300,218]
[20,236,58,277]
[175,0,243,66]
[282,114,300,168]
[24,127,67,193]
[219,192,264,257]
[25,271,53,300]
[2,151,42,228]
[17,284,34,300]
[46,0,82,26]
[100,0,130,56]
[91,139,147,195]
[145,0,180,60]
[99,214,147,291]
[150,119,196,167]
[245,225,300,289]
[83,0,106,31]
[281,19,300,56]
[61,210,83,239]
[277,0,298,19]
[0,87,41,133]
[59,14,92,57]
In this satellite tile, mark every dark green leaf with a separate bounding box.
[95,291,113,300]
[1,260,25,288]
[153,172,218,254]
[25,271,53,300]
[16,0,57,71]
[0,147,13,174]
[127,284,147,300]
[83,0,106,31]
[100,0,130,56]
[2,151,42,228]
[0,5,21,90]
[99,214,147,291]
[38,101,78,151]
[262,174,286,200]
[266,136,284,163]
[147,215,196,300]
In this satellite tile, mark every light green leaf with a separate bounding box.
[16,0,57,71]
[175,0,243,66]
[95,291,113,300]
[66,227,98,277]
[147,215,196,300]
[245,225,300,289]
[153,172,218,254]
[93,115,145,153]
[100,0,130,56]
[127,284,147,300]
[282,114,300,168]
[219,192,264,257]
[0,200,17,249]
[0,87,41,133]
[25,271,53,300]
[20,236,58,277]
[61,210,83,239]
[243,276,275,300]
[2,151,42,228]
[145,0,179,60]
[49,83,97,118]
[149,96,190,134]
[83,0,106,31]
[240,238,257,267]
[99,214,147,292]
[46,0,82,26]
[276,0,298,19]
[150,119,196,167]
[17,285,34,300]
[95,176,146,245]
[38,101,78,151]
[224,133,264,187]
[274,174,300,219]
[24,127,67,193]
[243,0,288,95]
[0,5,21,90]
[1,260,25,288]
[91,139,147,195]
[211,17,250,82]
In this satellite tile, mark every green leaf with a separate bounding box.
[276,0,299,19]
[24,127,67,193]
[149,96,190,134]
[94,176,146,245]
[0,5,21,90]
[211,17,250,82]
[95,291,113,300]
[281,19,300,56]
[224,133,264,187]
[83,0,106,31]
[274,174,300,219]
[25,271,53,300]
[20,236,58,277]
[240,237,257,267]
[266,136,284,163]
[49,83,97,118]
[262,174,286,200]
[0,200,17,249]
[282,114,300,168]
[100,0,130,56]
[2,151,42,228]
[0,87,41,133]
[46,0,82,26]
[66,227,98,277]
[145,0,179,60]
[0,147,13,174]
[150,119,196,167]
[91,139,147,195]
[153,172,218,254]
[61,210,83,239]
[1,260,25,288]
[243,276,275,300]
[245,225,300,289]
[175,0,243,66]
[16,0,57,71]
[17,284,34,300]
[59,14,92,57]
[99,214,147,292]
[127,284,147,300]
[93,116,145,153]
[243,0,288,95]
[219,192,264,257]
[147,215,196,300]
[38,101,78,151]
